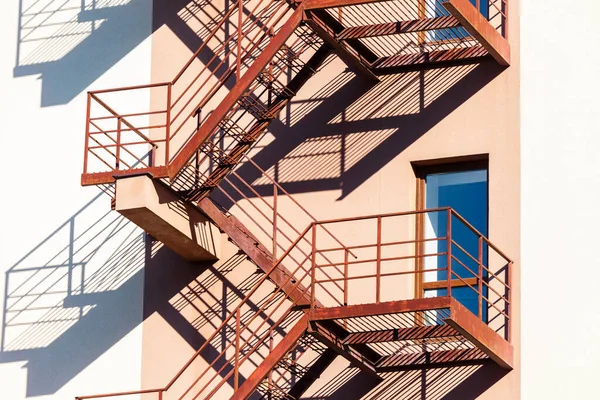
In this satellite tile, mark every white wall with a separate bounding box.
[0,0,153,398]
[521,1,600,398]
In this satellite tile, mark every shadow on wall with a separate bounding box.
[304,361,507,400]
[14,0,241,106]
[0,191,267,396]
[212,60,503,208]
[0,192,147,396]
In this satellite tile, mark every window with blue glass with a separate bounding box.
[425,0,488,41]
[417,161,488,322]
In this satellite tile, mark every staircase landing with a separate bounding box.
[308,296,513,372]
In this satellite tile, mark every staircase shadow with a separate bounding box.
[14,0,244,106]
[213,60,504,207]
[303,360,507,399]
[0,192,270,396]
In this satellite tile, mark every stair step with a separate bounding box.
[239,93,278,121]
[256,71,296,99]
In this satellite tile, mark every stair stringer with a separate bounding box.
[230,314,309,400]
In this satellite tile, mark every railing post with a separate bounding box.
[310,224,317,309]
[478,236,483,320]
[268,329,274,394]
[158,390,163,400]
[343,249,349,306]
[507,261,512,342]
[272,185,278,259]
[165,83,172,167]
[83,93,91,174]
[234,309,240,391]
[446,209,452,298]
[504,0,509,40]
[237,0,243,80]
[376,216,382,303]
[116,116,122,170]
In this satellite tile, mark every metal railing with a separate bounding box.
[82,0,294,180]
[305,207,512,340]
[75,207,512,400]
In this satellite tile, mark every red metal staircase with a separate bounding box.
[78,1,512,399]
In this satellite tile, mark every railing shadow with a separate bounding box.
[0,191,273,396]
[14,0,247,106]
[212,59,504,209]
[302,360,507,400]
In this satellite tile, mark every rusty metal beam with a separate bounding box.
[304,0,393,10]
[444,298,514,370]
[337,16,459,40]
[197,198,313,307]
[423,277,478,291]
[309,322,381,380]
[376,348,488,372]
[343,325,459,345]
[81,166,168,186]
[372,46,489,74]
[230,315,309,400]
[442,0,510,66]
[188,44,333,202]
[309,297,452,321]
[168,7,304,180]
[288,349,337,398]
[304,10,379,82]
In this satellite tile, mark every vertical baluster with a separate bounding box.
[310,224,317,309]
[507,260,512,342]
[234,309,240,391]
[83,93,91,174]
[478,236,483,320]
[273,184,278,260]
[376,216,382,303]
[268,330,274,398]
[446,209,452,298]
[237,0,243,80]
[165,83,172,167]
[116,116,122,170]
[344,249,349,306]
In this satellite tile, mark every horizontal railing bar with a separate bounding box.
[88,136,134,170]
[314,207,451,225]
[90,81,170,94]
[450,241,510,290]
[316,236,446,253]
[450,209,512,263]
[88,133,147,170]
[89,110,168,120]
[315,251,446,268]
[89,93,158,148]
[450,271,510,320]
[88,124,167,135]
[316,266,449,284]
[75,388,163,399]
[88,140,163,149]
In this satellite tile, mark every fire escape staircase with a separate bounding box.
[78,0,512,399]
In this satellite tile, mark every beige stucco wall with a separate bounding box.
[0,0,154,399]
[139,0,520,399]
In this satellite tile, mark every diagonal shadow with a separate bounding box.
[14,0,251,106]
[219,60,503,206]
[302,360,506,399]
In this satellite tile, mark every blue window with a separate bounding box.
[418,162,488,321]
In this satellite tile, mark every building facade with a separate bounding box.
[0,0,597,399]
